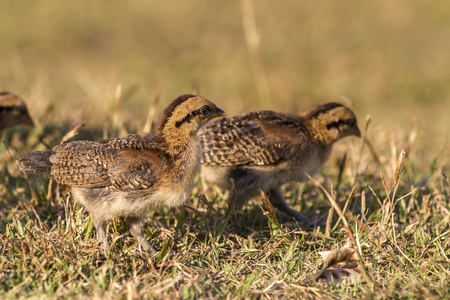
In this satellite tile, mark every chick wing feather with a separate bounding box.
[200,111,309,167]
[107,149,167,191]
[49,135,167,190]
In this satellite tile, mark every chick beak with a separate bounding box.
[352,126,361,137]
[21,112,35,127]
[211,106,226,119]
[25,115,35,127]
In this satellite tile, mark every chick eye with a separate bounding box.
[200,106,210,116]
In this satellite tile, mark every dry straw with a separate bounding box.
[143,93,160,134]
[393,150,406,190]
[307,175,374,291]
[260,190,281,229]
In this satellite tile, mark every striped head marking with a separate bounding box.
[306,102,360,145]
[156,95,225,157]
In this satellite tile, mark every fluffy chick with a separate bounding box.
[199,102,360,224]
[17,94,225,255]
[0,92,34,139]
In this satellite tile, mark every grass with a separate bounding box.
[0,120,449,299]
[0,1,449,298]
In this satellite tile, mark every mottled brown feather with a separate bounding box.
[16,95,225,255]
[44,136,165,189]
[199,111,308,166]
[199,103,360,224]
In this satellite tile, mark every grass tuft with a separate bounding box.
[6,124,445,298]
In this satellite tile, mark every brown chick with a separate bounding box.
[17,94,225,255]
[0,92,34,139]
[199,103,360,224]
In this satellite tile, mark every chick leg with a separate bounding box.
[269,188,312,224]
[233,183,253,213]
[126,216,156,254]
[93,218,110,256]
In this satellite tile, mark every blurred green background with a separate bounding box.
[1,1,449,144]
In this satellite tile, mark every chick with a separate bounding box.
[17,94,225,255]
[199,103,360,223]
[0,92,34,139]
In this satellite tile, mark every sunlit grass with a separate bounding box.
[1,120,449,298]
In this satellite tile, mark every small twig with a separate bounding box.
[60,123,85,145]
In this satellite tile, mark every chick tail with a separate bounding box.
[16,149,53,173]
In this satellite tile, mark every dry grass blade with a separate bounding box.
[352,114,370,186]
[361,191,367,223]
[393,150,406,190]
[307,175,352,241]
[365,137,382,166]
[380,170,388,197]
[363,115,381,167]
[216,178,236,241]
[183,202,212,236]
[307,174,374,290]
[113,83,122,129]
[441,169,450,186]
[143,93,160,134]
[260,190,280,229]
[364,115,371,135]
[388,150,406,226]
[60,123,85,144]
[325,208,333,237]
[335,153,347,191]
[406,118,417,154]
[331,184,356,233]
